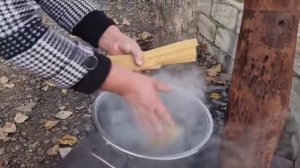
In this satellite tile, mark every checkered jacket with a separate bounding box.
[0,0,115,94]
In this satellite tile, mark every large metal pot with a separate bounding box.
[92,86,213,161]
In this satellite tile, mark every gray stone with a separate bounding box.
[215,27,238,57]
[198,0,213,16]
[235,11,243,34]
[197,14,217,42]
[211,3,239,30]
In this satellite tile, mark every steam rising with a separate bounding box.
[94,63,212,158]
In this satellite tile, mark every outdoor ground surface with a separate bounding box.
[0,0,292,168]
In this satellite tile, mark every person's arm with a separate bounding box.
[0,0,110,94]
[34,0,144,65]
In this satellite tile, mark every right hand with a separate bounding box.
[121,73,175,138]
[101,64,175,138]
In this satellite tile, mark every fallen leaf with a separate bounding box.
[3,83,14,88]
[140,31,152,40]
[45,81,56,87]
[59,135,77,146]
[46,145,59,156]
[61,89,68,94]
[207,64,222,77]
[55,111,73,120]
[3,122,16,133]
[14,113,28,124]
[210,93,222,100]
[0,128,8,140]
[122,18,130,26]
[59,147,72,158]
[45,120,59,130]
[0,76,8,84]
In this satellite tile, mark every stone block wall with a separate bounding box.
[197,0,243,72]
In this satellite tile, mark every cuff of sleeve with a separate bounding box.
[72,52,112,94]
[72,11,115,48]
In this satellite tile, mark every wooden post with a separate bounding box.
[220,1,300,168]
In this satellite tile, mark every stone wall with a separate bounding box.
[197,0,243,72]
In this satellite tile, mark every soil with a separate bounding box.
[0,0,292,168]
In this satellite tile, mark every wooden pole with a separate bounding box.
[220,1,300,168]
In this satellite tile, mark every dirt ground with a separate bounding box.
[0,1,158,167]
[0,0,293,168]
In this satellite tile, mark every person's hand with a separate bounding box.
[101,64,175,138]
[98,25,144,66]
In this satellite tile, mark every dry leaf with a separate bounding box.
[3,83,15,88]
[207,64,222,77]
[3,122,16,133]
[140,31,152,40]
[210,93,222,100]
[0,128,8,140]
[55,111,73,120]
[45,81,56,87]
[59,147,72,158]
[122,18,130,26]
[46,145,59,156]
[45,120,59,130]
[60,135,77,146]
[0,76,8,84]
[14,113,28,124]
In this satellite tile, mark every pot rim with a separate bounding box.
[92,89,214,161]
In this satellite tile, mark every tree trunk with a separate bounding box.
[154,0,201,46]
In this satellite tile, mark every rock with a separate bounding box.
[16,101,36,113]
[59,147,72,158]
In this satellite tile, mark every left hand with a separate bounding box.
[98,25,144,66]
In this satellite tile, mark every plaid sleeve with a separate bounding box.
[35,0,115,48]
[0,0,112,94]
